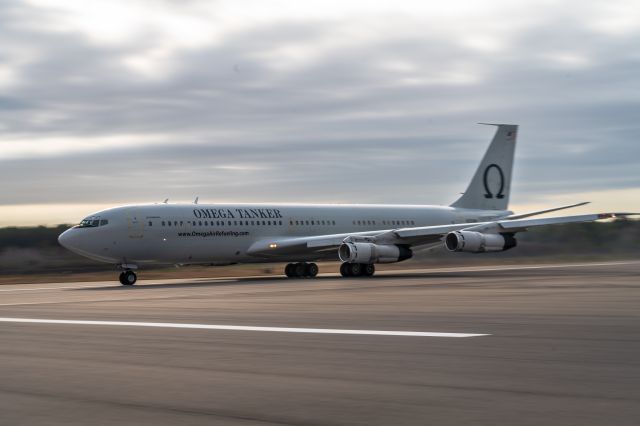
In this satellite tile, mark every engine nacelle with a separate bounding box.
[338,243,413,264]
[445,231,516,253]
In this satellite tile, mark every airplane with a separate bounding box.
[58,124,636,285]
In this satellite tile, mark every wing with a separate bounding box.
[500,202,590,220]
[247,212,637,259]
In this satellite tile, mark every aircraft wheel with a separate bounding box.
[306,263,319,277]
[348,263,362,276]
[294,262,306,277]
[120,270,137,286]
[340,262,351,277]
[363,264,375,277]
[285,263,295,277]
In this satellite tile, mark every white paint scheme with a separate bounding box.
[452,123,517,211]
[57,124,636,282]
[58,203,501,265]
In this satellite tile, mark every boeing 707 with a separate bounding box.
[58,124,636,285]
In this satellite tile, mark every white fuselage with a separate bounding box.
[58,203,510,266]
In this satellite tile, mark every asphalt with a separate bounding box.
[0,261,639,426]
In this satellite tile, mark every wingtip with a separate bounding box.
[477,122,519,127]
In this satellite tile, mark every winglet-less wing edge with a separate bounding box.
[246,212,638,258]
[503,202,590,220]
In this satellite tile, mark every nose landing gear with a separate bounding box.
[118,270,137,285]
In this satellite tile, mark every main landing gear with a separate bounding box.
[340,263,375,277]
[119,270,137,285]
[284,262,319,278]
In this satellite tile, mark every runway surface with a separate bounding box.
[0,261,639,425]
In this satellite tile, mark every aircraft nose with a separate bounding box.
[58,228,78,250]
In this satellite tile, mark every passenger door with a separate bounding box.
[127,211,144,239]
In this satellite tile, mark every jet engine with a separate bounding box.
[445,231,516,253]
[338,243,413,264]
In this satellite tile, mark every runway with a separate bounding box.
[0,261,639,425]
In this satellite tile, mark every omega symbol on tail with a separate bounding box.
[483,163,505,199]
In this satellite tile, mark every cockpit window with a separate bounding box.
[77,218,109,228]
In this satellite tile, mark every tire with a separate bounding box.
[349,263,362,276]
[285,263,294,277]
[118,272,127,285]
[340,263,351,277]
[294,263,306,277]
[363,264,375,276]
[122,270,137,285]
[306,263,319,277]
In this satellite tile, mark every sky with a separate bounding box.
[1,0,639,226]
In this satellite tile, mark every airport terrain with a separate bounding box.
[0,262,639,425]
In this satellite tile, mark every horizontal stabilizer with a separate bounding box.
[504,202,590,220]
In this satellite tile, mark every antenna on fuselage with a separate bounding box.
[163,198,169,204]
[194,196,199,204]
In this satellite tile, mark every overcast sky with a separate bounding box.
[1,0,639,225]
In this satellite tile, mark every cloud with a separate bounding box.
[0,0,639,224]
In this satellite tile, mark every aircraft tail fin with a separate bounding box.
[451,123,518,211]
